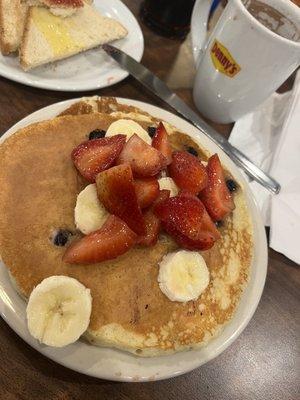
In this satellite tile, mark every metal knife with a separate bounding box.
[103,44,280,194]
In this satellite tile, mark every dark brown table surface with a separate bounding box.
[0,1,299,399]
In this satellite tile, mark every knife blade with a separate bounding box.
[103,44,280,194]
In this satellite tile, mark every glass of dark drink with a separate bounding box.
[141,0,196,39]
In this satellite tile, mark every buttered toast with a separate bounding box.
[19,2,127,70]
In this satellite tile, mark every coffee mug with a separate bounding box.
[191,0,300,123]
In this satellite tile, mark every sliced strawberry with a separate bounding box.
[152,122,172,165]
[117,134,167,178]
[138,189,170,246]
[155,189,171,205]
[63,215,137,264]
[71,135,126,183]
[178,190,220,238]
[96,164,145,235]
[154,192,220,250]
[199,154,235,221]
[137,211,160,246]
[134,178,159,209]
[48,0,84,7]
[168,151,208,195]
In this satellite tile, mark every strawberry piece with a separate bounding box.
[137,211,160,246]
[134,178,159,209]
[63,215,137,264]
[155,189,171,205]
[47,0,84,7]
[199,154,235,221]
[152,122,172,165]
[138,189,170,246]
[96,164,145,235]
[154,192,220,250]
[72,135,126,183]
[178,189,220,237]
[168,151,208,195]
[117,134,167,178]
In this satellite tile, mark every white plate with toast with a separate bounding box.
[0,0,144,91]
[0,97,268,382]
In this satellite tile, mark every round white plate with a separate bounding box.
[0,98,268,382]
[0,0,144,91]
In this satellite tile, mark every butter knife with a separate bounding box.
[103,44,280,194]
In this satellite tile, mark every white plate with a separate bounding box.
[0,98,268,382]
[0,0,143,91]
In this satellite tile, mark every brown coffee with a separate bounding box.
[243,0,300,41]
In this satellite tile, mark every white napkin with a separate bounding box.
[230,71,300,264]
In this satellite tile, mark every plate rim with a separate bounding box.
[0,97,268,381]
[0,0,144,92]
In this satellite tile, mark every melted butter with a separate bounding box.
[32,7,83,56]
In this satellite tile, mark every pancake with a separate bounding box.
[0,98,253,356]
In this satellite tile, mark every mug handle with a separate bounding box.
[191,0,215,67]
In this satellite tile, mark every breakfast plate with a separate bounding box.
[0,98,267,381]
[0,0,144,91]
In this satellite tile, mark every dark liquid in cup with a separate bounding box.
[243,0,300,41]
[141,0,196,39]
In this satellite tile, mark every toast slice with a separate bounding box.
[19,3,128,70]
[0,0,28,55]
[27,0,85,17]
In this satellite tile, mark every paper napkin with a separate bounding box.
[230,71,300,264]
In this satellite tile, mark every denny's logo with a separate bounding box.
[210,39,241,78]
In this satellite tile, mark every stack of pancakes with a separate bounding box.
[0,97,253,356]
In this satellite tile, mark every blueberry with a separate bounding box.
[89,129,106,140]
[187,146,198,157]
[226,179,238,192]
[147,126,156,138]
[215,220,223,228]
[53,230,73,247]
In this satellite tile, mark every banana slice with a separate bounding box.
[110,111,153,124]
[26,276,92,347]
[158,250,210,302]
[106,119,151,144]
[75,184,109,235]
[158,177,179,197]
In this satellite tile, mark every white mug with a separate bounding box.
[191,0,300,123]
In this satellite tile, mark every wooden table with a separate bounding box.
[0,1,299,398]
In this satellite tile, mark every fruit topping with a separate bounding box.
[134,178,159,209]
[53,229,73,247]
[74,184,109,235]
[147,126,157,138]
[26,276,92,347]
[186,146,198,157]
[96,164,145,235]
[117,134,167,178]
[138,189,170,246]
[158,177,179,197]
[72,134,126,183]
[168,151,208,195]
[155,189,172,205]
[158,250,209,302]
[151,122,172,165]
[215,220,223,228]
[226,178,238,192]
[199,154,235,221]
[137,211,160,247]
[88,129,106,140]
[154,191,220,250]
[106,119,151,144]
[63,215,137,264]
